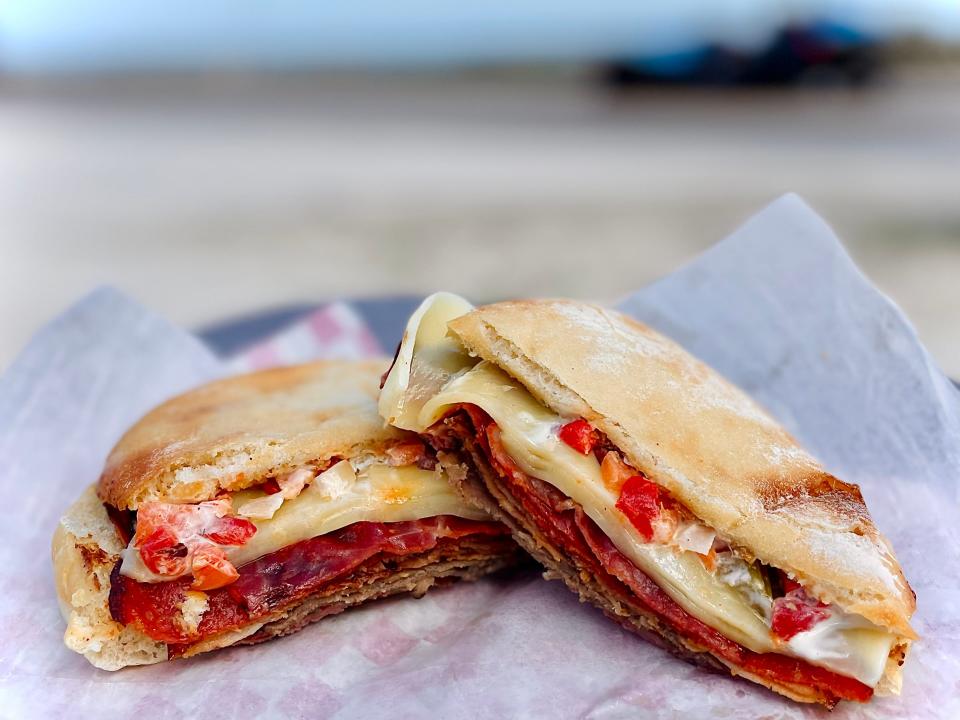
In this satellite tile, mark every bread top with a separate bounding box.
[448,299,916,638]
[98,359,404,510]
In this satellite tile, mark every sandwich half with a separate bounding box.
[53,359,518,670]
[378,293,917,708]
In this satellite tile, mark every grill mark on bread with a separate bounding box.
[757,472,867,516]
[78,543,110,574]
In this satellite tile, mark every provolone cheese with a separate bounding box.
[379,292,898,687]
[379,291,477,430]
[788,612,896,688]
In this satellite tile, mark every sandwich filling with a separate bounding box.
[106,442,511,650]
[378,292,902,701]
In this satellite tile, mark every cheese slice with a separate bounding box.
[381,292,898,687]
[120,462,488,582]
[379,291,478,430]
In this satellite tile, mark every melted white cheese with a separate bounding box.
[379,291,898,686]
[379,291,478,430]
[120,462,488,583]
[788,612,896,687]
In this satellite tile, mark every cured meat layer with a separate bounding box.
[434,410,872,708]
[110,515,513,653]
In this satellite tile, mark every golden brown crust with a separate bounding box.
[448,299,916,639]
[98,360,405,509]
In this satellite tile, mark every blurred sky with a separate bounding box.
[3,1,960,71]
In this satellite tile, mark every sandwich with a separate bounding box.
[378,293,917,707]
[53,359,518,670]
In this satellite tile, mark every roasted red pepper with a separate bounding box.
[132,500,257,586]
[615,475,662,541]
[558,418,597,455]
[190,544,241,591]
[139,526,189,576]
[202,516,257,546]
[772,587,832,640]
[261,478,281,495]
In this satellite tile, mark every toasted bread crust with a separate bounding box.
[98,360,405,509]
[448,299,916,639]
[52,485,168,669]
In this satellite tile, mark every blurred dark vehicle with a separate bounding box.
[605,21,879,87]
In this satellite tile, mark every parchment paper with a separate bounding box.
[1,194,957,719]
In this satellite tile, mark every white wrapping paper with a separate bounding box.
[1,194,957,719]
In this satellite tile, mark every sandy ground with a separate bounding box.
[1,66,958,375]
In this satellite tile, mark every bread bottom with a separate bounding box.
[436,429,846,707]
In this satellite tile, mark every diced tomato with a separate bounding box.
[261,478,281,495]
[132,498,257,584]
[133,502,183,546]
[615,475,662,542]
[558,419,597,455]
[190,544,240,591]
[139,526,190,576]
[202,516,257,546]
[771,588,832,640]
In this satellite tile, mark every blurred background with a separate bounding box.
[2,2,958,374]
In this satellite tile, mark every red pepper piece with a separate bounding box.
[558,418,597,455]
[261,478,281,495]
[615,475,662,541]
[190,544,240,591]
[202,516,258,546]
[781,574,803,594]
[139,526,190,576]
[771,588,832,640]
